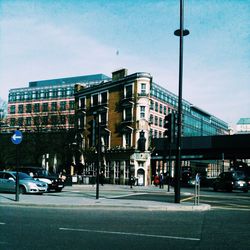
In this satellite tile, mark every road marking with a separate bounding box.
[0,222,6,225]
[181,196,194,202]
[212,206,250,211]
[59,227,200,241]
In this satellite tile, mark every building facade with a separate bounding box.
[7,74,110,132]
[75,69,229,185]
[236,118,250,134]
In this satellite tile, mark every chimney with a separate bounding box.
[112,68,128,81]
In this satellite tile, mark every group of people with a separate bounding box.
[153,173,164,189]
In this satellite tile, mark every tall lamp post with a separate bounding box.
[93,111,101,199]
[174,0,189,203]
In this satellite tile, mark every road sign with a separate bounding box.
[11,130,23,145]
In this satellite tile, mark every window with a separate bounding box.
[92,94,99,106]
[51,115,58,125]
[18,105,24,114]
[34,103,40,113]
[10,118,16,126]
[154,116,158,126]
[78,116,85,129]
[41,116,48,125]
[100,112,107,125]
[69,101,75,110]
[105,163,110,178]
[159,117,163,127]
[150,114,153,124]
[42,103,48,112]
[154,130,158,138]
[150,100,154,110]
[114,161,120,179]
[51,102,57,111]
[18,118,23,126]
[60,101,66,111]
[140,106,146,119]
[60,115,66,124]
[155,102,158,112]
[10,105,16,114]
[101,92,108,104]
[125,161,130,179]
[124,84,133,98]
[125,132,131,147]
[34,116,40,126]
[159,104,163,114]
[164,106,167,115]
[26,117,31,126]
[25,104,31,113]
[141,83,146,95]
[79,97,86,109]
[124,107,132,121]
[68,115,74,124]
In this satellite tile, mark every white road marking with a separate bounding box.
[0,222,6,225]
[59,227,200,241]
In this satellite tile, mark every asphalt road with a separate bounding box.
[0,205,249,250]
[44,185,250,211]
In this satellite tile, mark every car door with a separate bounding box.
[0,172,5,191]
[2,173,16,192]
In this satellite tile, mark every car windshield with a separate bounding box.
[13,172,33,180]
[232,171,246,180]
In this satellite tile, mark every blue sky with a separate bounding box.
[0,0,249,128]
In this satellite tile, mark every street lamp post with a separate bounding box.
[93,112,101,199]
[174,0,189,203]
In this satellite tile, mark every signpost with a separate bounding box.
[11,130,23,201]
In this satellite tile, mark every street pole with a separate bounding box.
[174,0,189,203]
[96,114,100,199]
[15,144,19,201]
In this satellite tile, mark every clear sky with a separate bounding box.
[0,0,249,129]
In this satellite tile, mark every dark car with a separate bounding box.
[18,167,64,192]
[213,171,248,193]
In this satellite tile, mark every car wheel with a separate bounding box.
[19,186,26,194]
[55,188,63,192]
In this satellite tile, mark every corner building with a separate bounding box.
[75,69,229,185]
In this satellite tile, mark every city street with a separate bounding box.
[0,185,250,249]
[43,184,250,211]
[0,204,249,250]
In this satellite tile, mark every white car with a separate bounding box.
[0,171,48,194]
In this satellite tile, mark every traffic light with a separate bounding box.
[164,113,175,143]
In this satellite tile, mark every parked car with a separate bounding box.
[18,167,64,192]
[213,171,248,193]
[0,171,48,194]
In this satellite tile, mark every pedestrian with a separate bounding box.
[100,171,105,186]
[159,173,164,189]
[154,174,160,186]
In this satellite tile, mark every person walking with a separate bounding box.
[159,173,164,189]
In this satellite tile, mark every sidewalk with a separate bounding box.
[0,184,211,211]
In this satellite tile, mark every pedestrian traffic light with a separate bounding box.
[164,113,175,143]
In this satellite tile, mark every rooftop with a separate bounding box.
[237,118,250,125]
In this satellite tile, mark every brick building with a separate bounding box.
[75,69,229,185]
[7,74,110,132]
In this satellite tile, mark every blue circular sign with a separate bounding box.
[11,130,23,145]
